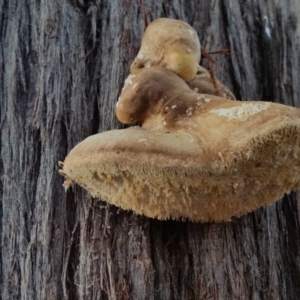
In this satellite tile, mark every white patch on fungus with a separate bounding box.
[245,150,252,160]
[218,152,224,162]
[186,107,193,116]
[144,61,152,68]
[172,105,177,109]
[197,72,207,78]
[116,97,121,108]
[212,102,270,120]
[194,87,199,92]
[196,94,210,105]
[137,52,144,59]
[123,75,136,90]
[232,182,239,189]
[187,29,195,36]
[137,138,148,143]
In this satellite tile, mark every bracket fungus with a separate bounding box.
[59,18,300,222]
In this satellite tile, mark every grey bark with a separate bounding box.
[1,0,300,299]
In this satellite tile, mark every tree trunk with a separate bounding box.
[1,0,300,299]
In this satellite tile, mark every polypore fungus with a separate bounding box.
[60,65,300,222]
[59,18,300,222]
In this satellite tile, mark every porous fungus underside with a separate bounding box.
[61,119,300,222]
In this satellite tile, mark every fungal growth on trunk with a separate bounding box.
[59,18,300,222]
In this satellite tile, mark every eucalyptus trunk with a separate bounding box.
[1,1,300,299]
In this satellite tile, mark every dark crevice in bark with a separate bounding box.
[0,151,3,289]
[162,3,168,18]
[220,0,243,101]
[91,91,100,135]
[259,32,277,102]
[149,220,162,299]
[31,128,41,206]
[65,188,80,300]
[279,193,300,297]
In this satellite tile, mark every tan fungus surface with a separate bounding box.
[60,67,300,222]
[59,18,300,222]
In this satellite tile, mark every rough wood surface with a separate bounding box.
[1,0,300,299]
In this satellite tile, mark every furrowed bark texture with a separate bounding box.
[1,0,300,299]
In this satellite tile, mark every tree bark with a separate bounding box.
[1,0,300,299]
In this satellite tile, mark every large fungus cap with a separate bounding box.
[130,18,201,81]
[60,67,300,222]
